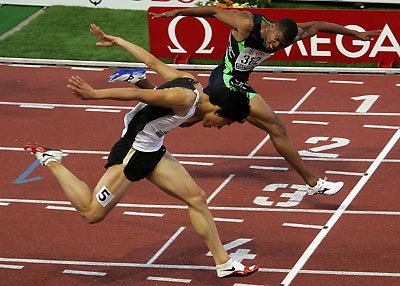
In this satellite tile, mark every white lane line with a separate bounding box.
[1,257,400,277]
[262,77,297,81]
[329,80,364,85]
[147,276,191,283]
[0,264,24,269]
[214,217,244,223]
[292,120,329,125]
[2,146,399,163]
[103,158,213,166]
[299,269,400,277]
[3,101,400,116]
[207,174,235,204]
[4,198,400,215]
[19,103,54,109]
[46,206,76,211]
[0,257,214,270]
[146,227,185,265]
[197,73,210,77]
[71,67,105,71]
[345,210,400,215]
[123,211,164,217]
[281,110,400,116]
[281,128,400,286]
[1,101,132,110]
[396,83,400,87]
[63,269,107,276]
[325,171,367,176]
[282,223,325,230]
[247,135,270,158]
[289,87,317,113]
[178,161,213,166]
[0,202,9,206]
[364,124,400,129]
[9,64,41,68]
[85,108,121,113]
[250,165,289,171]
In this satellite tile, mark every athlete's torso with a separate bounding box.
[223,13,274,82]
[122,78,200,152]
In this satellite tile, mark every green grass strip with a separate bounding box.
[0,5,42,35]
[0,6,148,62]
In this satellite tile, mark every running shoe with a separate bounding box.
[108,67,146,84]
[216,258,259,278]
[24,143,62,166]
[307,177,344,196]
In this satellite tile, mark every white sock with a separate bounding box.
[216,258,232,269]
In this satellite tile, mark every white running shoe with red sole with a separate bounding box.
[24,143,63,166]
[216,258,259,278]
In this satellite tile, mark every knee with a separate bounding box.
[187,188,208,208]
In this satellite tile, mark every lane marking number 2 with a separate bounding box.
[299,136,349,158]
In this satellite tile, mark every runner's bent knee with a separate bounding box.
[186,188,208,209]
[81,185,119,224]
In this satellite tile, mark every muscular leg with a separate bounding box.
[135,79,156,89]
[247,95,318,186]
[46,162,132,223]
[146,152,230,265]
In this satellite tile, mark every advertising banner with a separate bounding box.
[148,7,400,67]
[0,0,197,10]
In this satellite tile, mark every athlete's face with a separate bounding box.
[263,24,287,52]
[202,110,234,129]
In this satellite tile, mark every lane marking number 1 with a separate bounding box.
[352,95,380,113]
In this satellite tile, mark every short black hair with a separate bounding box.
[276,18,298,44]
[208,88,250,123]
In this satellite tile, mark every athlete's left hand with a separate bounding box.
[356,30,382,41]
[67,76,98,100]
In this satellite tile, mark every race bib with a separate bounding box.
[235,47,273,71]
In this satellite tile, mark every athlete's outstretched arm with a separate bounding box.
[89,24,192,82]
[296,21,381,42]
[67,75,195,113]
[150,6,253,33]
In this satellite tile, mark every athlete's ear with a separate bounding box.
[214,107,223,117]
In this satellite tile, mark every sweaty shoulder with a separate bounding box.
[170,87,197,117]
[234,11,254,40]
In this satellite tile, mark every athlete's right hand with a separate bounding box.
[150,10,179,19]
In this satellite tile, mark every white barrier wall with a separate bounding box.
[0,0,197,10]
[1,0,398,10]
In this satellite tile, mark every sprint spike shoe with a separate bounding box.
[216,258,259,278]
[24,143,62,166]
[108,68,146,84]
[307,177,344,196]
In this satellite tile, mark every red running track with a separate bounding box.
[0,64,399,286]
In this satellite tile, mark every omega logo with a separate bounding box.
[167,16,214,54]
[89,0,102,6]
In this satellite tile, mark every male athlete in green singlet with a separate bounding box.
[114,7,381,195]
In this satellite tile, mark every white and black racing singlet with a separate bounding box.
[223,13,274,82]
[121,78,200,152]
